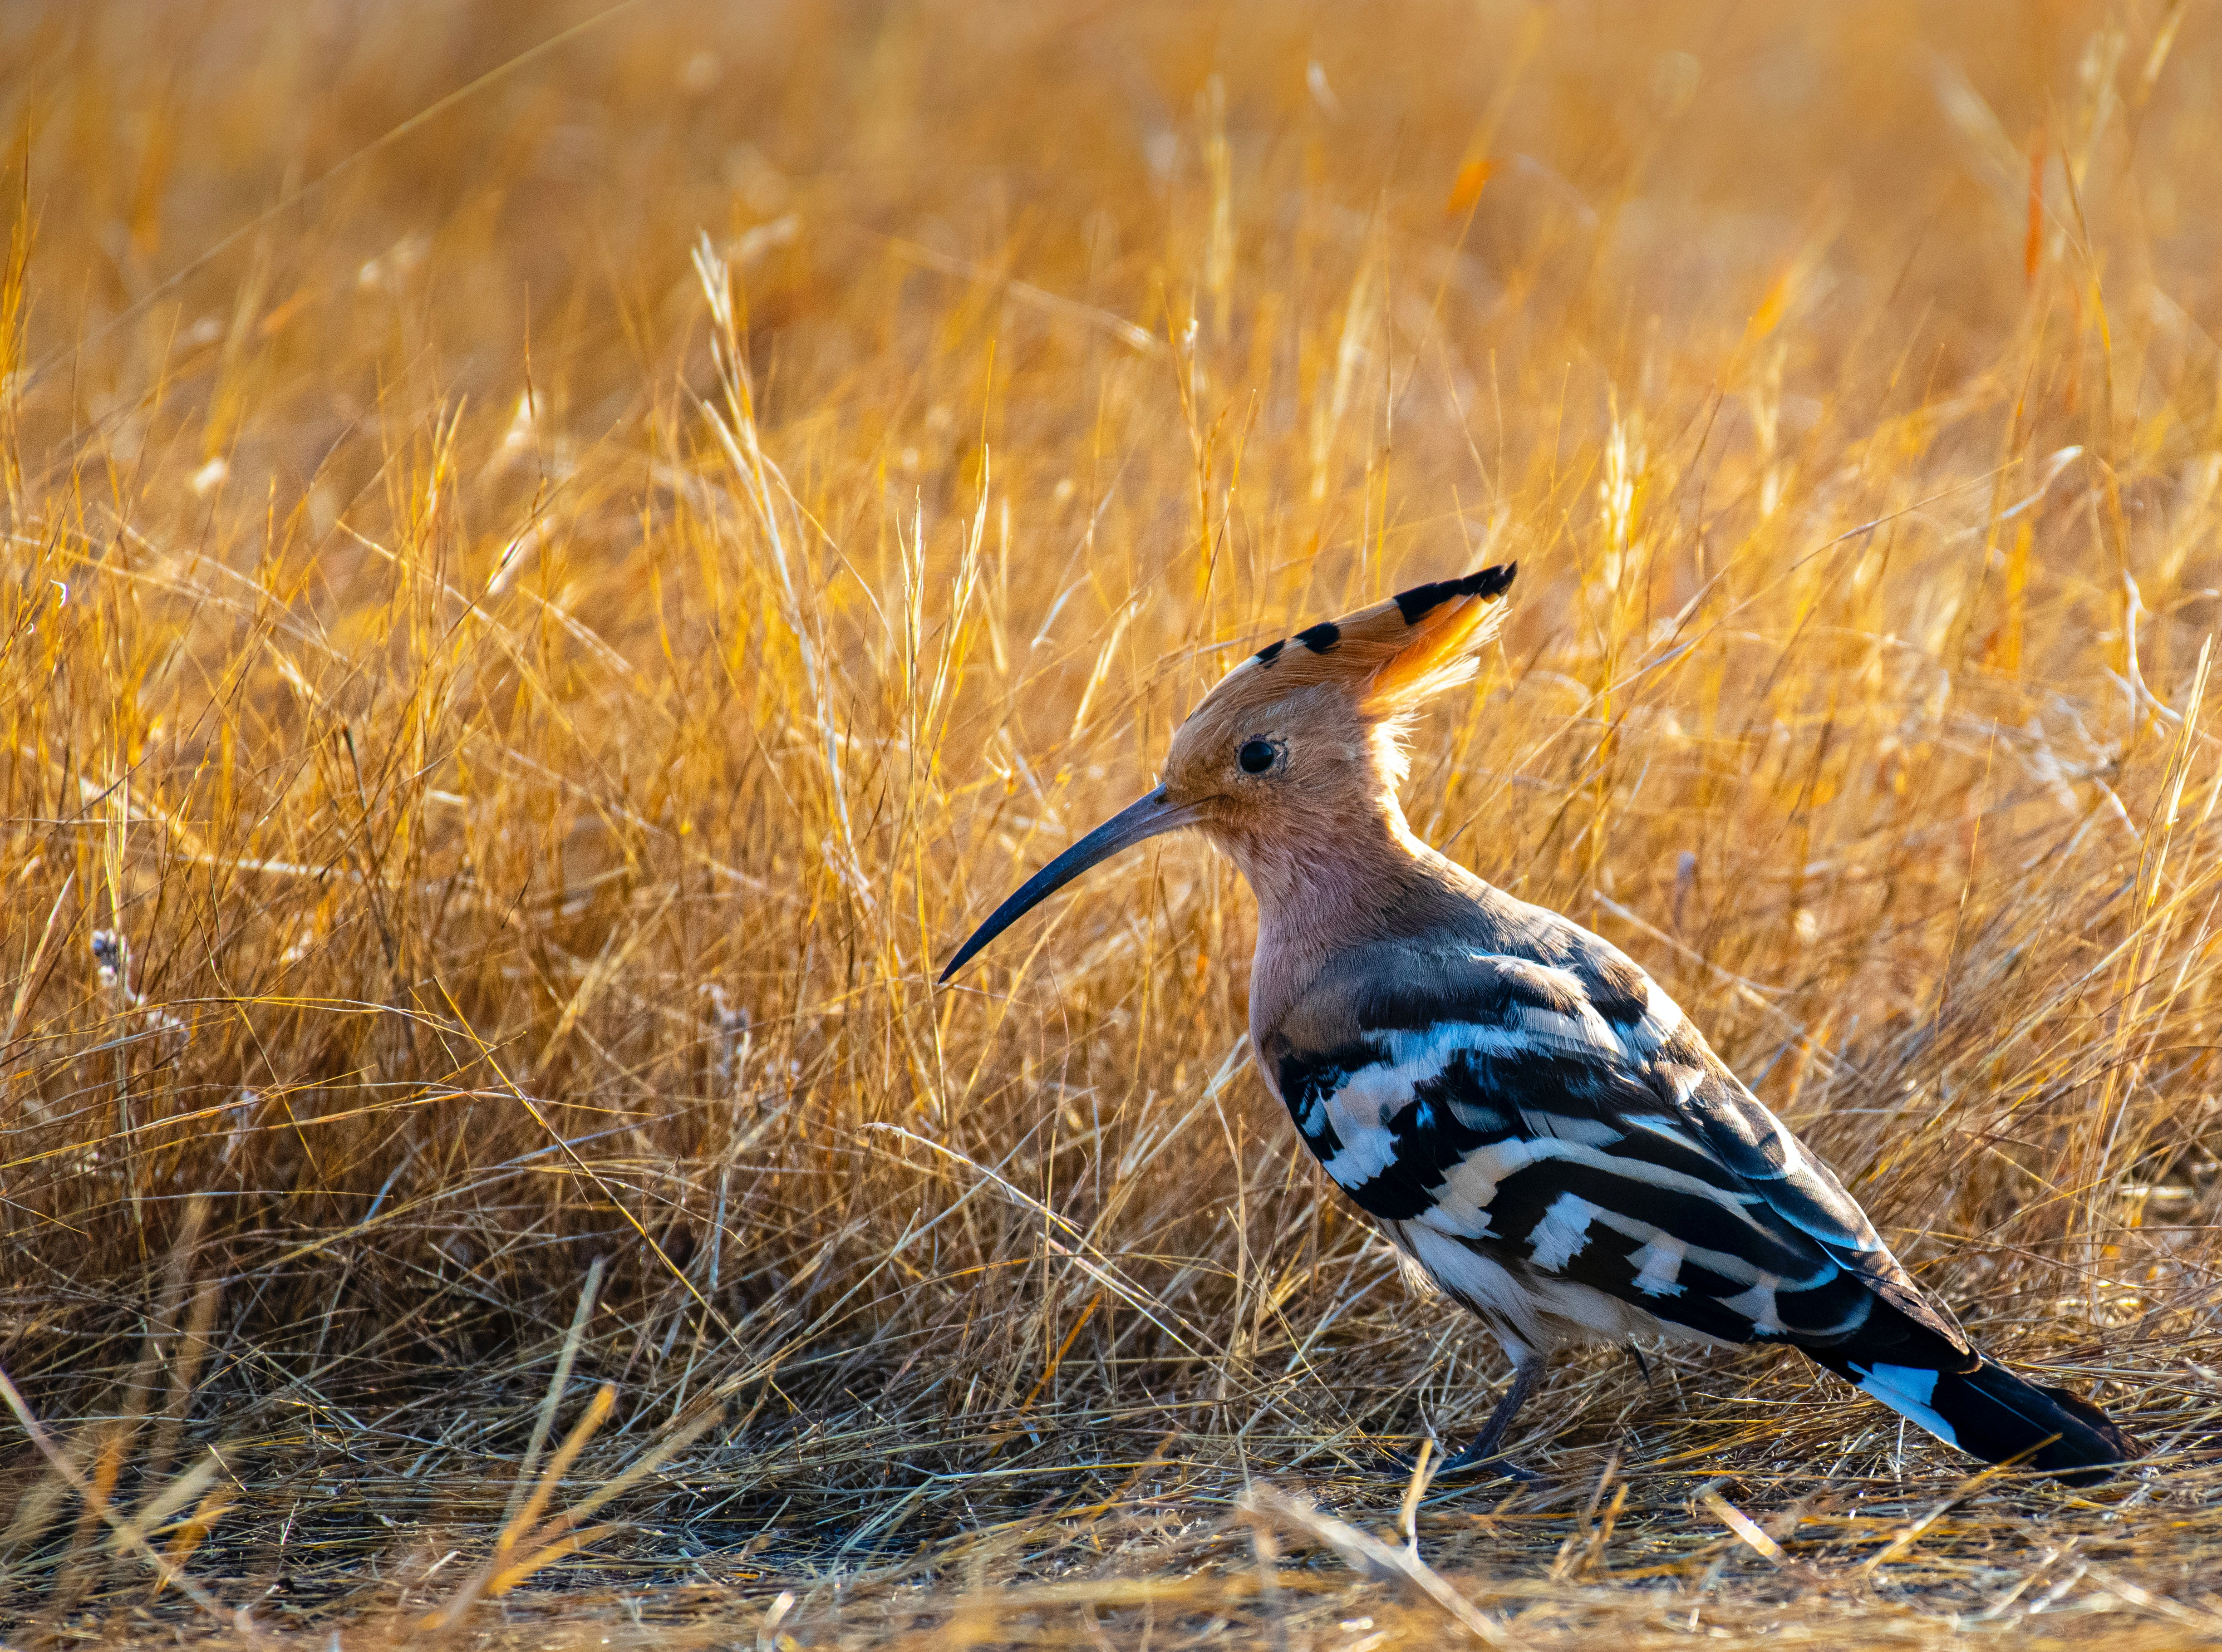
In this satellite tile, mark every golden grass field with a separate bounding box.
[4,0,2222,1644]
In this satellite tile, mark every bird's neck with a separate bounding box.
[1214,790,1487,1040]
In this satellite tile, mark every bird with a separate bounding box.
[940,564,2138,1483]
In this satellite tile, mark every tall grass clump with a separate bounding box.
[2,1,2221,1644]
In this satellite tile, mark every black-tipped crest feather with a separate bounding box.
[1392,561,1518,624]
[1248,562,1515,674]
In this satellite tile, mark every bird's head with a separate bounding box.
[939,563,1514,982]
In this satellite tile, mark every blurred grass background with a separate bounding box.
[3,0,2222,1644]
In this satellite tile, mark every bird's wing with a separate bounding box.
[1259,943,1968,1355]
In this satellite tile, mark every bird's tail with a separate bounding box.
[1816,1352,2138,1482]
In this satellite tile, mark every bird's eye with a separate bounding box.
[1238,739,1278,775]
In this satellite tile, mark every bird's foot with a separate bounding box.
[1435,1441,1548,1485]
[1382,1440,1547,1487]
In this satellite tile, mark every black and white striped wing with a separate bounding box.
[1259,945,1967,1356]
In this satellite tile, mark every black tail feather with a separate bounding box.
[1814,1352,2138,1483]
[1943,1358,2139,1480]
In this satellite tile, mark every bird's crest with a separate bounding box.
[1206,563,1515,723]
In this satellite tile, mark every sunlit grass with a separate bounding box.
[2,0,2220,1644]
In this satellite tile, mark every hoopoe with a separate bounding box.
[943,565,2137,1481]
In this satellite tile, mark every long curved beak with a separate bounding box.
[939,788,1199,983]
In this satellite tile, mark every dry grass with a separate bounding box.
[2,0,2221,1644]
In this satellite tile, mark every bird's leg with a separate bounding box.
[1433,1356,1547,1482]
